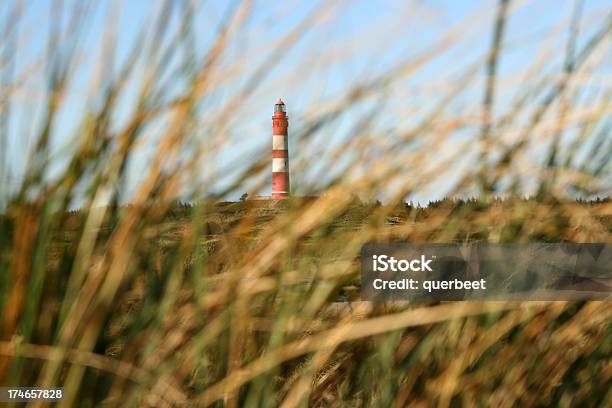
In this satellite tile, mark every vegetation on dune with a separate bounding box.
[0,0,610,406]
[1,197,610,406]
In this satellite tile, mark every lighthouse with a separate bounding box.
[272,99,290,198]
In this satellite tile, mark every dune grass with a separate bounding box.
[0,1,611,406]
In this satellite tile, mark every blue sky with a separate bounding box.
[1,0,610,204]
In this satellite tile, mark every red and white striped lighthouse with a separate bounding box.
[272,99,290,198]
